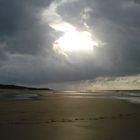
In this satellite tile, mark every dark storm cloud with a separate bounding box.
[0,0,61,84]
[134,0,140,4]
[0,0,140,86]
[0,0,53,56]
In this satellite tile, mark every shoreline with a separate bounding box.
[0,89,140,105]
[0,90,140,140]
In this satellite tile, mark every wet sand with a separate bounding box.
[0,92,140,140]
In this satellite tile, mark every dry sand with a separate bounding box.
[0,92,140,140]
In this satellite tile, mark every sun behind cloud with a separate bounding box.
[41,2,102,57]
[53,25,99,56]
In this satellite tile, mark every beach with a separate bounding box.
[0,90,140,140]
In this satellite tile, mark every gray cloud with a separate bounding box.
[0,0,140,87]
[57,0,140,74]
[0,0,54,56]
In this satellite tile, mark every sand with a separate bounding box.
[0,91,140,140]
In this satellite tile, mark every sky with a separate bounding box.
[0,0,140,89]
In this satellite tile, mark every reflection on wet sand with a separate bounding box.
[0,90,140,140]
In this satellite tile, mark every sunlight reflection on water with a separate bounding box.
[0,90,140,104]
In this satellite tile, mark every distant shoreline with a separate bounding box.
[0,84,140,92]
[0,84,52,91]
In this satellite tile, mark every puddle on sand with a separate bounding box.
[0,93,38,100]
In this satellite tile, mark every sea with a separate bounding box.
[0,89,140,104]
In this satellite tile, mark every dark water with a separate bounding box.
[0,89,140,104]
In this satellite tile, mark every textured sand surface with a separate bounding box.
[0,92,140,140]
